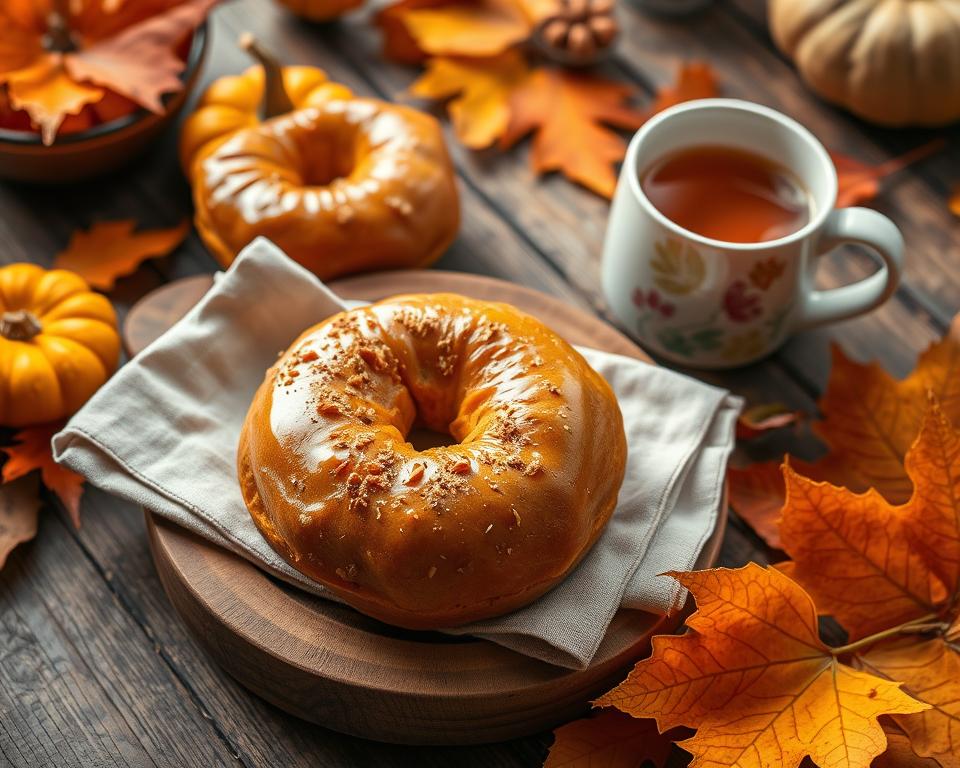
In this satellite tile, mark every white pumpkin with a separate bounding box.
[769,0,960,127]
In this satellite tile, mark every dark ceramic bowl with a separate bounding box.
[0,23,208,184]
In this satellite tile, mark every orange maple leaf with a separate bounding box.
[0,474,40,570]
[594,564,927,768]
[54,219,190,291]
[777,460,947,640]
[409,52,529,149]
[545,709,683,768]
[645,61,719,118]
[730,314,960,545]
[873,724,942,768]
[2,423,84,528]
[0,0,217,144]
[375,0,450,64]
[500,68,645,197]
[832,139,945,208]
[861,639,960,768]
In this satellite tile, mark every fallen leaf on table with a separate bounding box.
[375,0,452,63]
[645,61,719,119]
[735,402,800,440]
[861,638,960,768]
[731,313,960,545]
[950,185,960,217]
[0,0,217,144]
[54,219,190,291]
[545,709,684,768]
[872,724,942,768]
[832,139,944,208]
[500,68,645,197]
[396,0,535,59]
[409,52,529,148]
[777,455,946,640]
[2,423,83,528]
[65,0,221,114]
[0,474,40,570]
[595,564,927,768]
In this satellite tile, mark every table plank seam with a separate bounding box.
[47,501,253,768]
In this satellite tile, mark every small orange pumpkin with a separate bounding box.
[0,264,120,427]
[179,34,353,174]
[274,0,364,21]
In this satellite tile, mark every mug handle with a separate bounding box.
[793,207,904,330]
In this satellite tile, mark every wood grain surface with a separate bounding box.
[0,0,956,765]
[123,269,726,745]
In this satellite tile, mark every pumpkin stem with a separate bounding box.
[239,32,294,120]
[0,310,42,342]
[44,0,78,53]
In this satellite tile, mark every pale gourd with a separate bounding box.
[769,0,960,127]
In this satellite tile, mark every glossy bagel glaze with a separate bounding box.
[193,99,460,280]
[238,294,627,629]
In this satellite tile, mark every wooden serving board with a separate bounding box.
[123,270,726,745]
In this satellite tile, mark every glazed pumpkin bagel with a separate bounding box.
[192,98,460,280]
[238,294,627,629]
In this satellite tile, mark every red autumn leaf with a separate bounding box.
[832,139,945,208]
[0,474,40,570]
[2,423,84,528]
[546,709,685,768]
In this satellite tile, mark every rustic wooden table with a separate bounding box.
[1,0,956,765]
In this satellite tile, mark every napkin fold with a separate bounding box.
[53,238,741,669]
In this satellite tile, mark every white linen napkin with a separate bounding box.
[53,238,741,670]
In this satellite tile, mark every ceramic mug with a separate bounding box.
[601,98,904,368]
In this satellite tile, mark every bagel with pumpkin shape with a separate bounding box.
[191,97,460,280]
[238,294,627,629]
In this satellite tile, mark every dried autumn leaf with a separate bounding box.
[646,61,719,119]
[0,0,216,144]
[54,219,190,291]
[950,185,960,218]
[595,564,927,768]
[735,402,800,440]
[546,710,682,768]
[2,423,83,528]
[873,725,941,768]
[0,474,40,570]
[728,457,841,550]
[400,0,534,58]
[861,639,960,768]
[65,0,221,114]
[900,399,960,592]
[777,461,946,640]
[409,52,529,149]
[501,68,644,197]
[375,0,450,63]
[832,139,944,208]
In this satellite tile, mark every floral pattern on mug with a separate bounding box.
[650,238,706,296]
[722,280,763,323]
[748,257,786,290]
[632,288,675,318]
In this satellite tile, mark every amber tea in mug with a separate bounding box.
[641,145,813,243]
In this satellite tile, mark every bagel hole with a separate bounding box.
[407,426,459,450]
[301,135,358,186]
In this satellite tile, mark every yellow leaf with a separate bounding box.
[401,0,533,58]
[500,68,645,197]
[409,52,528,148]
[650,238,705,296]
[595,564,927,768]
[54,219,190,291]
